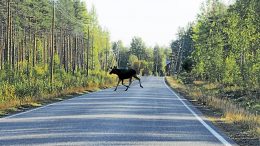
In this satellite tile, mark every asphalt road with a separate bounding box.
[0,77,236,146]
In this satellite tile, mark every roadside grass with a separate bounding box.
[0,75,117,117]
[165,76,260,145]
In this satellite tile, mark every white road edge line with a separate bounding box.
[164,78,233,146]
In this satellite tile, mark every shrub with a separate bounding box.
[0,82,16,103]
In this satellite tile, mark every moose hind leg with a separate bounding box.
[133,75,143,88]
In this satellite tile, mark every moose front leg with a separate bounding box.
[114,79,121,91]
[125,78,132,91]
[121,79,129,87]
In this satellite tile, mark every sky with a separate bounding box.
[85,0,231,47]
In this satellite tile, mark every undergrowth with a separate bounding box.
[0,69,117,115]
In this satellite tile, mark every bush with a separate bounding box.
[182,58,193,73]
[15,82,42,98]
[0,82,16,102]
[0,67,116,110]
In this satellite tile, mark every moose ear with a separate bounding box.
[113,66,117,69]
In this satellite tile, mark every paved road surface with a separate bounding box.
[0,77,236,146]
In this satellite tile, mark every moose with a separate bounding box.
[109,66,143,91]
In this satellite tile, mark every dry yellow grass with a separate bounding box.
[193,80,206,85]
[165,76,186,91]
[203,83,219,90]
[165,76,260,137]
[257,126,260,136]
[0,99,20,111]
[189,89,203,99]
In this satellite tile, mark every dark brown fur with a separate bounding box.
[109,67,143,91]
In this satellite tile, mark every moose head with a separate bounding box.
[109,66,118,75]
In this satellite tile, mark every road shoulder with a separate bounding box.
[165,76,259,146]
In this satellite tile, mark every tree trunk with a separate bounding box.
[66,34,69,73]
[0,22,3,70]
[43,35,46,66]
[33,33,36,67]
[5,0,11,67]
[62,33,66,71]
[86,27,89,76]
[91,35,94,70]
[50,1,55,86]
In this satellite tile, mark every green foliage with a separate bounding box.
[0,83,16,103]
[183,0,260,91]
[130,37,146,60]
[128,54,138,67]
[223,55,241,85]
[249,62,260,89]
[133,61,141,74]
[193,61,205,79]
[111,38,164,76]
[171,24,194,74]
[15,82,42,98]
[33,65,48,78]
[153,46,167,76]
[182,58,193,73]
[140,61,153,76]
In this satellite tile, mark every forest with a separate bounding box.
[170,0,259,95]
[0,0,168,112]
